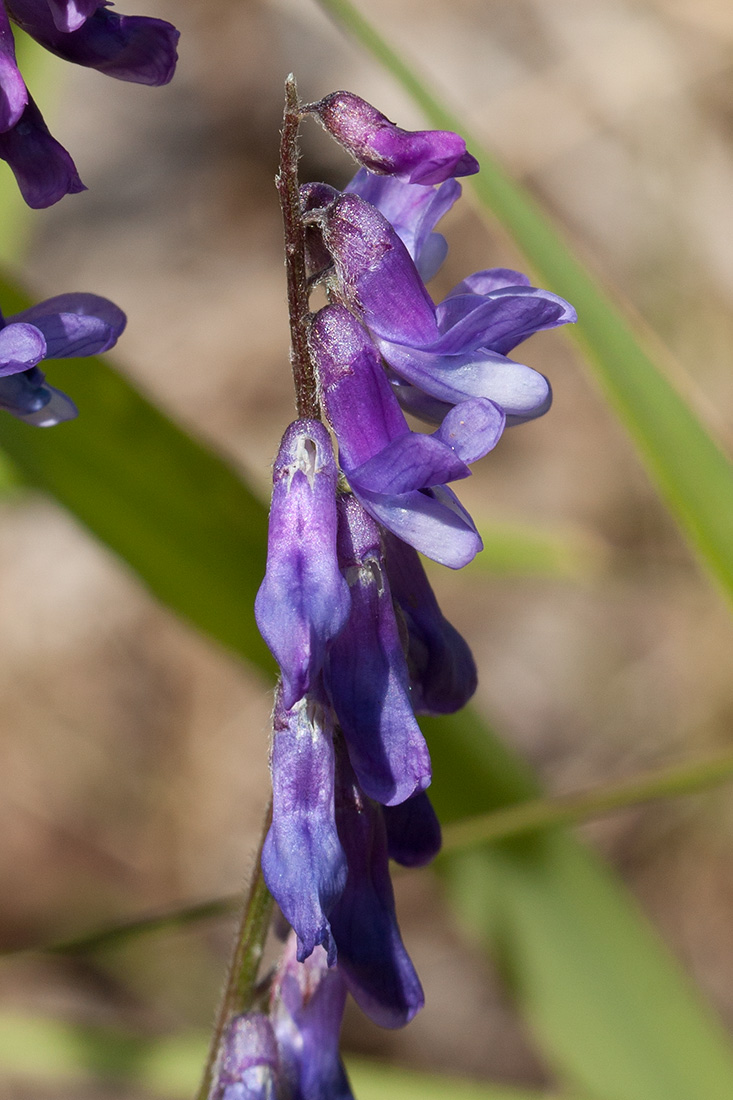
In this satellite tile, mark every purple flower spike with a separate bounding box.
[312,305,483,569]
[383,791,442,868]
[326,493,431,807]
[213,1014,279,1100]
[383,531,477,715]
[7,2,179,85]
[0,5,27,133]
[0,96,84,208]
[306,91,479,185]
[271,937,355,1100]
[330,748,425,1028]
[345,169,461,282]
[262,692,347,964]
[255,419,350,710]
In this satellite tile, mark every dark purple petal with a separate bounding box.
[433,397,505,464]
[0,365,78,425]
[378,337,553,421]
[255,419,350,710]
[445,268,532,298]
[345,169,460,281]
[0,321,45,375]
[10,292,126,356]
[8,2,179,85]
[0,4,27,133]
[214,1014,279,1100]
[326,494,431,806]
[262,694,346,963]
[307,91,479,184]
[384,531,476,713]
[348,431,470,496]
[383,791,442,867]
[271,938,355,1100]
[17,381,77,425]
[300,181,341,280]
[43,0,99,32]
[312,304,409,468]
[320,193,439,346]
[0,96,85,208]
[355,483,482,570]
[435,286,576,356]
[330,748,424,1028]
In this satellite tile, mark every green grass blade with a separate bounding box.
[0,1014,580,1099]
[316,0,733,607]
[0,275,274,677]
[424,709,733,1100]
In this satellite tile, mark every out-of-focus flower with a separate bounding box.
[0,0,179,206]
[0,291,125,424]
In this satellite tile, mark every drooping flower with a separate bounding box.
[0,291,126,424]
[271,936,356,1100]
[254,419,350,711]
[308,185,575,426]
[311,303,502,569]
[261,689,347,964]
[0,0,179,206]
[303,90,479,185]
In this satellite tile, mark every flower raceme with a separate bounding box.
[255,87,575,1054]
[0,0,179,207]
[0,291,125,424]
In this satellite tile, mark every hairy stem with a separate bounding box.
[194,801,274,1100]
[276,74,320,420]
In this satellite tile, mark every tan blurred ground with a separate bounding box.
[2,0,733,1092]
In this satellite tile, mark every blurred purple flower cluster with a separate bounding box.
[247,91,576,1097]
[0,0,179,207]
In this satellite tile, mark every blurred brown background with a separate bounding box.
[2,0,733,1093]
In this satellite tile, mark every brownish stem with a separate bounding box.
[276,74,320,420]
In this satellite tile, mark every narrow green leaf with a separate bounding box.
[0,275,274,677]
[316,0,733,608]
[424,710,733,1100]
[0,1014,578,1100]
[346,1057,583,1100]
[469,521,605,579]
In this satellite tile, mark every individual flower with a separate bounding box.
[310,185,575,426]
[261,690,347,965]
[383,530,477,715]
[271,935,356,1100]
[212,1013,279,1100]
[328,743,424,1028]
[303,90,479,185]
[311,303,502,569]
[0,0,179,206]
[254,419,350,711]
[0,291,125,424]
[325,492,431,805]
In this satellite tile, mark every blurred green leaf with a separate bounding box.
[425,709,733,1100]
[0,1014,579,1099]
[0,274,275,676]
[468,521,605,579]
[317,0,733,609]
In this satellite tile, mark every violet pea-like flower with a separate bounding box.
[0,291,125,425]
[318,189,576,426]
[328,744,424,1029]
[326,492,431,806]
[310,303,503,569]
[261,690,347,965]
[6,1,179,85]
[271,936,355,1100]
[255,418,350,711]
[212,1013,280,1100]
[304,90,479,186]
